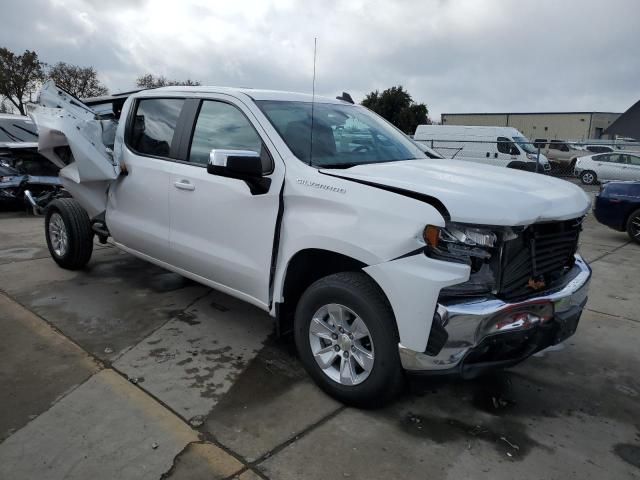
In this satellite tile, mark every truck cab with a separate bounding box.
[28,82,592,407]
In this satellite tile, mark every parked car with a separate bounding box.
[574,152,640,185]
[593,181,640,243]
[28,82,592,407]
[414,125,551,172]
[533,139,585,171]
[0,143,62,209]
[583,144,615,154]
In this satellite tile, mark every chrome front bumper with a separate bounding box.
[399,254,591,373]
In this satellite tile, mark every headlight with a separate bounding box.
[424,222,497,254]
[423,222,506,297]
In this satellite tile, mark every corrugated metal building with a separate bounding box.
[440,112,621,141]
[605,100,640,140]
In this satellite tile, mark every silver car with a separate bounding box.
[575,152,640,185]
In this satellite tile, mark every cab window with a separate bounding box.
[128,98,185,158]
[189,101,264,167]
[497,136,515,155]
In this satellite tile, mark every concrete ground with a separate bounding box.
[1,186,639,479]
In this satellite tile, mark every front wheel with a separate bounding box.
[581,170,597,185]
[627,208,640,244]
[294,272,404,408]
[45,198,94,269]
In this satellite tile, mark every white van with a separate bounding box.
[414,125,551,172]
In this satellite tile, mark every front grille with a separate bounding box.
[498,218,582,301]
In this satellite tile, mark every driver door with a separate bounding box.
[167,97,284,308]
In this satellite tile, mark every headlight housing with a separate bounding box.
[423,222,512,297]
[424,222,498,262]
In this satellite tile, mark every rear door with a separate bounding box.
[167,96,284,308]
[621,154,640,181]
[106,97,186,262]
[597,154,626,181]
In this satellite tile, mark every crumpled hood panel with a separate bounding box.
[322,159,591,226]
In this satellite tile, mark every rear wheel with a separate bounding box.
[45,198,94,269]
[294,272,404,408]
[581,170,597,185]
[627,208,640,244]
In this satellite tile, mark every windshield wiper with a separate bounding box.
[317,162,363,169]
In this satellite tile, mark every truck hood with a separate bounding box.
[321,159,591,226]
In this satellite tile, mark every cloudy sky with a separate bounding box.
[1,0,638,119]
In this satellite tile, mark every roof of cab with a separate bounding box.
[138,86,350,104]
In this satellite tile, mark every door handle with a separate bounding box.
[174,180,195,191]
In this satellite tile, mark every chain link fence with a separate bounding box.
[415,137,640,185]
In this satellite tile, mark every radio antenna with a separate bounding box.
[309,37,317,166]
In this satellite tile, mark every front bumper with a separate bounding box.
[399,254,591,376]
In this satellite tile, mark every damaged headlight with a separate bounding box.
[424,223,497,261]
[423,222,510,297]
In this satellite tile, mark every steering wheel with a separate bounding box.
[352,145,371,153]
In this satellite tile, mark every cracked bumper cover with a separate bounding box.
[398,254,591,375]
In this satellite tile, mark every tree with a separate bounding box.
[47,62,108,98]
[0,99,13,113]
[136,74,201,89]
[361,86,430,134]
[0,48,45,115]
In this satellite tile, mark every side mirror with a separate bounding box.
[207,149,271,195]
[207,149,263,177]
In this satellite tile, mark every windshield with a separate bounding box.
[0,118,38,143]
[256,101,427,168]
[513,136,537,154]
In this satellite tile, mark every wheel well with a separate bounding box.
[276,249,367,337]
[625,206,640,229]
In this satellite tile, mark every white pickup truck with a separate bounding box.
[28,82,592,407]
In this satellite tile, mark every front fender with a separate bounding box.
[364,253,469,352]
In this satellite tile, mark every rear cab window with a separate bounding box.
[126,98,185,158]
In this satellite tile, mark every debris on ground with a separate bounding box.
[188,415,204,427]
[500,436,520,451]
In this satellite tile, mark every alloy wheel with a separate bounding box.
[582,172,595,184]
[48,212,68,257]
[631,214,640,240]
[308,303,375,386]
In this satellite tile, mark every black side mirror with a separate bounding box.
[207,149,271,195]
[207,149,263,177]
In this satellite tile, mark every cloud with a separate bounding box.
[1,0,638,119]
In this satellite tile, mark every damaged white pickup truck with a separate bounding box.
[28,82,592,407]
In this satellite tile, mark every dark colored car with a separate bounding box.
[0,145,62,209]
[593,181,640,243]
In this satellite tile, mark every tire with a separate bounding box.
[581,170,597,185]
[45,198,94,269]
[294,272,404,408]
[627,208,640,244]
